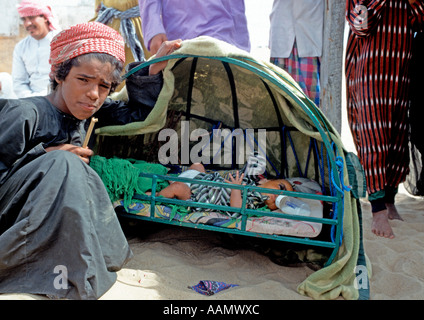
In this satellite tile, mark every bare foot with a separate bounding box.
[371,209,395,239]
[386,203,404,221]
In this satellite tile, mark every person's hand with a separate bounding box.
[224,171,245,185]
[149,39,183,75]
[149,33,168,55]
[409,0,417,5]
[225,172,245,208]
[45,144,94,164]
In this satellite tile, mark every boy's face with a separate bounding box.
[54,58,113,120]
[22,15,50,40]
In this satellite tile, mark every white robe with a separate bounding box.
[11,30,58,98]
[0,72,16,99]
[269,0,324,58]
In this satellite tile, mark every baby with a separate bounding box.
[154,163,294,214]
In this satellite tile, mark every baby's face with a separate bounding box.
[264,193,278,210]
[258,181,280,210]
[258,179,293,210]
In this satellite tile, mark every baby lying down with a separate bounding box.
[149,163,295,217]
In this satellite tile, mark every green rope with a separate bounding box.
[90,155,169,208]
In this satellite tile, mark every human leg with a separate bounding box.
[346,67,395,238]
[384,98,410,221]
[371,210,395,239]
[188,162,205,173]
[158,181,191,200]
[384,186,403,221]
[369,194,395,239]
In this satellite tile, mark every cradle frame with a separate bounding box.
[116,54,346,267]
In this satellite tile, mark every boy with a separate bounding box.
[0,21,181,299]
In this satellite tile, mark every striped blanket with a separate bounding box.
[188,171,268,218]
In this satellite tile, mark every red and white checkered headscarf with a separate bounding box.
[17,0,59,31]
[49,22,125,78]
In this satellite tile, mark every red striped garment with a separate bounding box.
[49,22,125,79]
[17,0,59,31]
[345,0,424,198]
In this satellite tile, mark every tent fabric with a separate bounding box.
[97,36,310,137]
[95,36,370,300]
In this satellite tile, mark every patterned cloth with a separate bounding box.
[189,280,238,296]
[183,152,269,218]
[345,0,424,201]
[271,41,320,106]
[188,171,268,218]
[17,0,59,31]
[95,3,145,62]
[49,22,125,78]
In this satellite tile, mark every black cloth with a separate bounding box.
[0,68,161,299]
[125,61,163,113]
[0,151,131,299]
[405,30,424,196]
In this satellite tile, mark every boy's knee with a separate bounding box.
[41,150,88,177]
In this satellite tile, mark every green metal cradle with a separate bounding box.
[96,37,356,268]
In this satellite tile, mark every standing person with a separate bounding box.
[92,0,151,91]
[139,0,251,54]
[12,0,60,98]
[92,0,151,65]
[345,0,424,239]
[269,0,324,107]
[0,21,181,299]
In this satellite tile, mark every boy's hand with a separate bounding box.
[45,144,93,164]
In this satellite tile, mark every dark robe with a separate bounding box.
[0,68,161,299]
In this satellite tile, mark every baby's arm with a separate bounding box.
[224,172,245,208]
